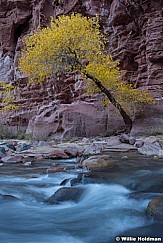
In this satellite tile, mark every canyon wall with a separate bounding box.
[0,0,163,139]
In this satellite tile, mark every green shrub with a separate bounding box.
[0,125,15,139]
[136,128,163,137]
[0,125,33,140]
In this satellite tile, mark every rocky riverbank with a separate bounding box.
[0,134,163,166]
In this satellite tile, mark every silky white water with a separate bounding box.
[0,154,163,243]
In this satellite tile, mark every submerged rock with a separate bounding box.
[0,194,20,202]
[146,196,163,220]
[46,187,84,204]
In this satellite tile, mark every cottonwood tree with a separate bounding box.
[19,14,153,133]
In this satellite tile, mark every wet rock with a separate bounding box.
[0,146,6,155]
[5,143,16,151]
[45,149,69,159]
[146,196,163,220]
[1,155,23,164]
[82,172,108,184]
[46,187,84,204]
[70,174,83,186]
[81,155,116,170]
[60,178,71,186]
[16,143,31,152]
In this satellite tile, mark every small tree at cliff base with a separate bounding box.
[0,82,18,111]
[19,14,153,134]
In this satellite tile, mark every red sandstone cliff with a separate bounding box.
[0,0,163,139]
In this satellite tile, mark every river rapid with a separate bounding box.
[0,153,163,243]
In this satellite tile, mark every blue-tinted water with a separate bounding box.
[0,154,163,243]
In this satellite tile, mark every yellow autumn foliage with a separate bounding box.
[0,82,18,111]
[85,55,154,107]
[20,14,103,81]
[19,13,154,109]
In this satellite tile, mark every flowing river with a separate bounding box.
[0,153,163,243]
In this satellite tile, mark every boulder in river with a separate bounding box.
[146,196,163,220]
[81,155,116,170]
[46,187,85,204]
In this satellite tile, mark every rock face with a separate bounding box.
[0,0,163,138]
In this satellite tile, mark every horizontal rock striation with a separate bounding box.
[0,0,163,138]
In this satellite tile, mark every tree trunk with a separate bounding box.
[85,72,132,134]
